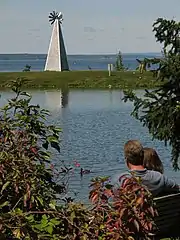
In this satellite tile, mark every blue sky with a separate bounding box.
[0,0,180,54]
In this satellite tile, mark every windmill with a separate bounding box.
[44,11,69,71]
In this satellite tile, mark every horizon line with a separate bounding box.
[0,52,161,55]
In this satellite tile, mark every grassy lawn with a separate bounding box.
[0,70,163,90]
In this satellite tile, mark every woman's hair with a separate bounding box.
[143,147,164,174]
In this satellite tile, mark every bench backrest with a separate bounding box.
[154,193,180,236]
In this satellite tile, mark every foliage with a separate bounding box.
[136,58,160,74]
[123,18,180,169]
[23,64,31,72]
[115,51,126,71]
[0,78,71,239]
[89,176,157,239]
[136,58,149,73]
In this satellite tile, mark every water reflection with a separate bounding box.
[45,88,69,110]
[61,88,69,108]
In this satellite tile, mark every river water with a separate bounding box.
[0,89,179,202]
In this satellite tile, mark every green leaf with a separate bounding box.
[49,202,56,210]
[0,201,9,209]
[34,224,43,231]
[26,214,34,223]
[54,127,62,132]
[41,215,48,227]
[14,208,23,214]
[46,225,53,234]
[70,211,76,221]
[47,136,59,143]
[50,218,60,226]
[37,196,44,206]
[1,181,10,194]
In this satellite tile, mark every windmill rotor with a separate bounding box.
[48,11,63,25]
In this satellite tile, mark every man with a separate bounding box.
[116,140,179,197]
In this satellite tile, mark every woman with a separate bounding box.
[143,147,164,174]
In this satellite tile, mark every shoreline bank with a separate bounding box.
[0,71,162,90]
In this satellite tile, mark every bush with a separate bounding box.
[89,176,156,239]
[0,79,70,239]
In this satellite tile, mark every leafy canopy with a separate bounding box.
[124,18,180,169]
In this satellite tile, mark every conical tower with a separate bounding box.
[44,11,69,71]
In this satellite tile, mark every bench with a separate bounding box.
[153,192,180,239]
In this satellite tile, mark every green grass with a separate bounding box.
[0,70,163,90]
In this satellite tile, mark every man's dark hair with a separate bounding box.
[124,140,144,166]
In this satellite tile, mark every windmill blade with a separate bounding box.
[49,19,54,23]
[54,12,59,18]
[49,16,54,19]
[58,12,62,18]
[49,19,55,24]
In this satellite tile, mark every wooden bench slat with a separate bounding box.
[153,192,180,237]
[155,200,180,207]
[156,204,180,209]
[156,208,180,216]
[154,192,180,201]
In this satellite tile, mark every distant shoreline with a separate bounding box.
[0,52,162,56]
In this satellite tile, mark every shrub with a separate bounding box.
[0,79,70,239]
[89,176,157,239]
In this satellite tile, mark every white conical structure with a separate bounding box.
[44,12,69,71]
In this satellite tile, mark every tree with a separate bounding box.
[123,18,180,169]
[115,51,125,71]
[23,64,31,72]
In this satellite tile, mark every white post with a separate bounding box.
[108,64,114,76]
[108,64,111,76]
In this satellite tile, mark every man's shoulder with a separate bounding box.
[111,171,131,185]
[145,169,163,178]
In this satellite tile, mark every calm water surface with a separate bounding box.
[1,90,179,202]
